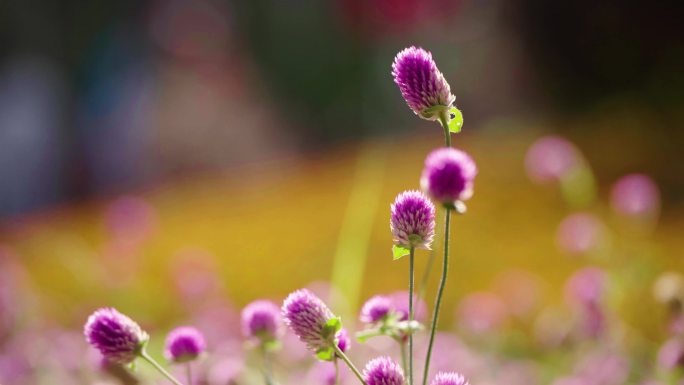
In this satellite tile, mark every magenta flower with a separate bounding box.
[421,147,478,205]
[363,356,405,385]
[391,190,436,249]
[431,372,470,385]
[164,326,205,363]
[525,136,579,183]
[392,46,455,120]
[390,290,427,322]
[282,289,337,352]
[84,308,148,364]
[610,174,660,218]
[241,300,282,343]
[360,295,393,324]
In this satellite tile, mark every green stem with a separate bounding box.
[334,344,368,385]
[408,247,415,385]
[334,357,340,385]
[261,345,274,385]
[186,363,192,385]
[422,208,451,385]
[140,350,184,385]
[438,112,451,147]
[399,340,408,381]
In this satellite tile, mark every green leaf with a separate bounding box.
[321,317,342,340]
[315,347,335,361]
[392,245,410,260]
[448,107,463,133]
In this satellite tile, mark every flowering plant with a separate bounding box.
[83,46,474,385]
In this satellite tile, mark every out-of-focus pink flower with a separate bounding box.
[205,356,244,385]
[170,249,222,304]
[104,196,157,245]
[575,351,629,385]
[564,268,605,306]
[308,361,346,385]
[456,292,509,334]
[390,290,428,322]
[551,376,587,385]
[556,213,605,256]
[525,136,580,183]
[610,174,660,219]
[492,269,543,319]
[564,268,606,338]
[658,338,684,370]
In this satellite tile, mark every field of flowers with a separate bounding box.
[1,46,683,385]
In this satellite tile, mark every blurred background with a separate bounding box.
[1,1,684,384]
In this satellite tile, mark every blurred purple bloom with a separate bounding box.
[363,356,405,385]
[576,351,629,385]
[392,46,455,120]
[309,361,345,385]
[84,308,148,364]
[556,213,604,255]
[610,174,660,218]
[565,268,606,337]
[390,190,436,249]
[456,292,509,334]
[564,268,605,306]
[164,326,205,363]
[360,295,393,324]
[431,372,470,385]
[658,338,684,370]
[390,290,427,322]
[282,289,336,352]
[241,300,282,342]
[525,136,579,183]
[421,147,477,205]
[336,328,350,353]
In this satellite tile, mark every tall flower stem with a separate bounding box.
[421,207,451,385]
[334,344,368,385]
[408,246,416,385]
[399,341,408,378]
[261,345,274,385]
[439,112,452,147]
[140,350,184,385]
[334,357,340,385]
[186,363,192,385]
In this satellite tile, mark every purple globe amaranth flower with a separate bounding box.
[363,356,405,385]
[360,295,393,324]
[84,308,148,364]
[390,190,436,249]
[392,46,455,120]
[421,147,477,205]
[431,372,470,385]
[336,328,350,353]
[282,289,337,352]
[241,300,282,343]
[164,326,205,363]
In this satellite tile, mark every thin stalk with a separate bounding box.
[186,363,192,385]
[334,344,368,385]
[261,345,274,385]
[399,340,408,380]
[408,246,415,385]
[439,112,451,147]
[421,207,451,385]
[140,350,184,385]
[334,357,340,385]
